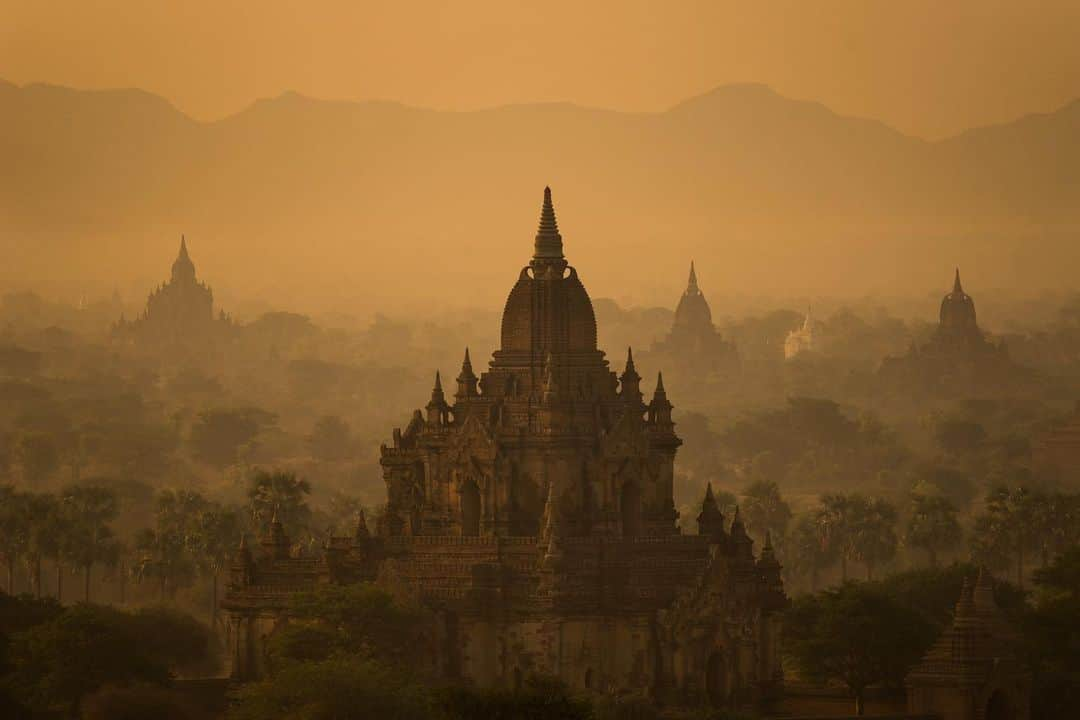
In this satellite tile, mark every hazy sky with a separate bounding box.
[3,1,1079,138]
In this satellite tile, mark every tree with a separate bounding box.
[5,603,217,716]
[906,494,962,568]
[326,492,367,535]
[972,487,1038,588]
[933,417,986,455]
[1029,492,1080,568]
[309,415,352,462]
[740,479,792,545]
[247,470,311,539]
[134,490,204,600]
[817,494,860,583]
[1026,548,1080,719]
[438,675,594,720]
[0,485,28,593]
[783,583,936,715]
[80,684,202,720]
[282,583,433,669]
[187,502,241,628]
[14,432,59,486]
[21,492,60,598]
[189,408,275,470]
[228,655,433,720]
[60,484,120,602]
[852,496,898,581]
[787,513,836,592]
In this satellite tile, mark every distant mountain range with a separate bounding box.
[1,79,1078,313]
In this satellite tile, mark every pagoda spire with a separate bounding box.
[619,347,642,403]
[697,482,725,539]
[354,508,370,541]
[455,347,478,400]
[953,267,963,294]
[427,371,448,424]
[687,261,699,294]
[623,347,639,379]
[533,186,564,261]
[171,234,196,283]
[648,371,673,428]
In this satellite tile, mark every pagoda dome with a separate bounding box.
[499,188,598,354]
[673,261,713,332]
[939,268,977,333]
[171,236,197,284]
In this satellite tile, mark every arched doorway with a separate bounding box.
[986,689,1015,720]
[705,650,727,707]
[461,479,481,536]
[621,480,641,537]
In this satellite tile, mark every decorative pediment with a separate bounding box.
[601,409,649,459]
[446,413,497,465]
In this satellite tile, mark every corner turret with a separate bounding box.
[455,348,479,400]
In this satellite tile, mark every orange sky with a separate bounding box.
[3,0,1079,138]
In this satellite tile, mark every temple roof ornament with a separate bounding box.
[533,186,564,261]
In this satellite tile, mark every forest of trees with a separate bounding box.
[2,288,1080,718]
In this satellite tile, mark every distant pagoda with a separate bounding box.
[113,236,232,352]
[646,261,739,386]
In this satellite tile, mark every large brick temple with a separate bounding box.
[223,188,787,709]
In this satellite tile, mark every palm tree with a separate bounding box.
[906,494,961,568]
[852,496,898,580]
[248,469,311,538]
[817,494,859,583]
[188,503,242,628]
[787,513,837,592]
[0,485,28,593]
[741,479,793,545]
[21,492,60,598]
[134,489,206,600]
[60,484,120,602]
[973,486,1037,588]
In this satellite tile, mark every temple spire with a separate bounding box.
[687,261,699,294]
[427,371,448,424]
[533,186,564,261]
[620,347,642,403]
[171,234,196,283]
[953,267,963,294]
[355,508,370,541]
[455,347,478,400]
[623,347,639,378]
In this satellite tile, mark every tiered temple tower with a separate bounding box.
[878,268,1017,394]
[223,189,786,708]
[114,236,231,350]
[906,569,1030,720]
[646,262,739,386]
[380,187,680,539]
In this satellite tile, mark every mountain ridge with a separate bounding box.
[1,78,1078,312]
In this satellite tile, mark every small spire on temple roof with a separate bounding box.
[687,261,699,294]
[622,347,639,377]
[533,186,564,261]
[953,267,963,294]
